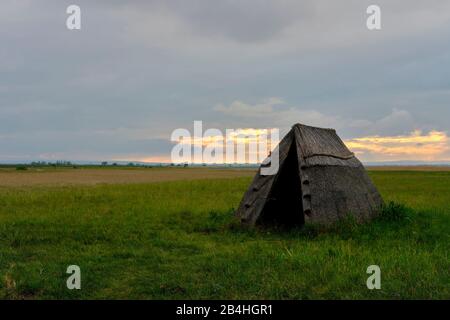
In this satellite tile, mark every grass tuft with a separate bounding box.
[194,209,236,233]
[378,201,413,222]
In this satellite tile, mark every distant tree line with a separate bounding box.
[30,161,73,167]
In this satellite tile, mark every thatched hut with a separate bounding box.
[236,123,383,226]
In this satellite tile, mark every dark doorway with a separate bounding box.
[259,141,304,226]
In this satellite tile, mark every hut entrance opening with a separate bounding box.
[259,140,304,226]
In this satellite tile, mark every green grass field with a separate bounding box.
[0,169,448,299]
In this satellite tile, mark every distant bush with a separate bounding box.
[15,166,27,171]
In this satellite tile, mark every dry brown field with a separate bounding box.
[0,167,256,187]
[1,166,449,187]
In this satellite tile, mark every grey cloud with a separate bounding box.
[157,0,309,43]
[0,0,449,162]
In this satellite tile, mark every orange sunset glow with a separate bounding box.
[121,129,450,164]
[345,130,450,161]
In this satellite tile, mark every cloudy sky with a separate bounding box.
[1,0,449,163]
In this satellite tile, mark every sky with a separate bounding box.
[1,0,449,163]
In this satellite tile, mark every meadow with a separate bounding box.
[0,167,448,299]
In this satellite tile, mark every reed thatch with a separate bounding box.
[236,123,383,226]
